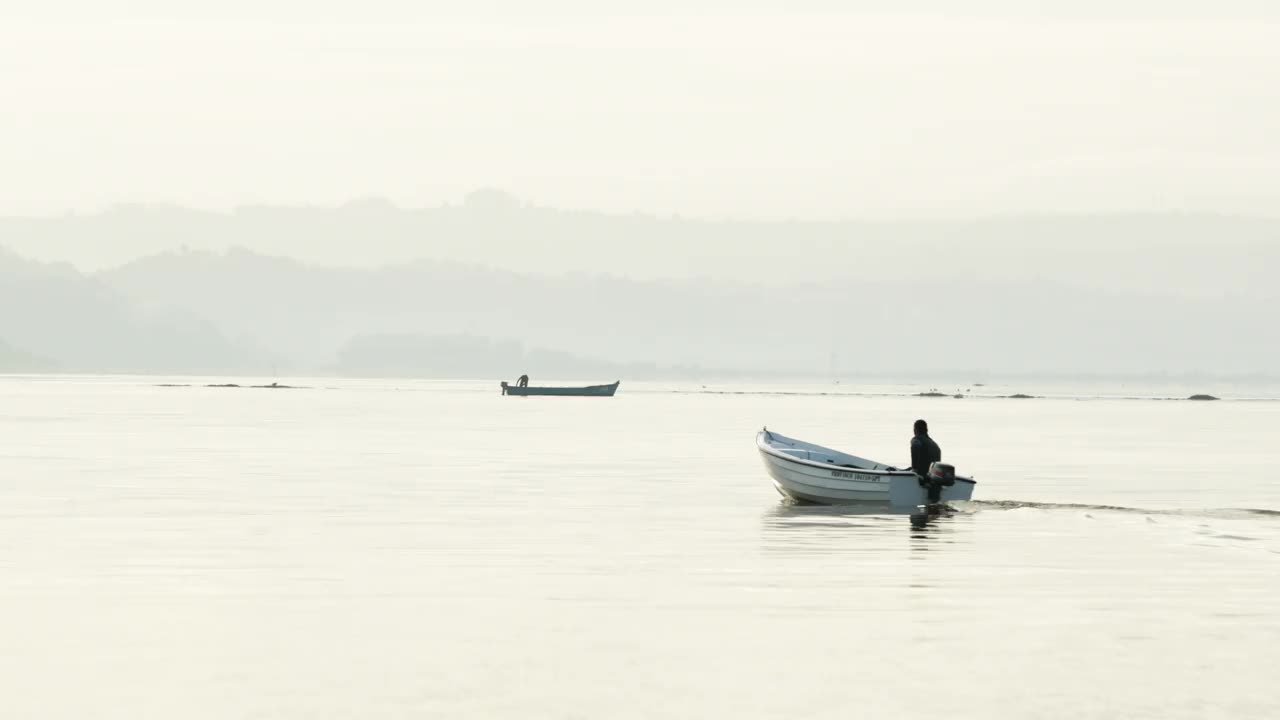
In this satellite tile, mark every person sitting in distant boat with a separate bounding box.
[517,374,529,388]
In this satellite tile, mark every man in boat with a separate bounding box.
[517,374,529,388]
[911,419,946,503]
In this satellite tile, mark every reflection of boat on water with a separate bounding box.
[910,504,952,531]
[500,380,620,397]
[760,502,961,542]
[756,428,976,506]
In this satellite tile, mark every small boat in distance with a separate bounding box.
[756,428,976,506]
[501,380,620,397]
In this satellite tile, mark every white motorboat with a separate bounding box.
[756,428,977,506]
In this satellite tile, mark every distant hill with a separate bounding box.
[100,247,774,372]
[96,246,1280,377]
[0,245,725,378]
[3,199,1277,300]
[335,333,678,380]
[0,338,53,372]
[4,197,1279,377]
[0,248,266,373]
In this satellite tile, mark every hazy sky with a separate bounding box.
[4,1,1279,218]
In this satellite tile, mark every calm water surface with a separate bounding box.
[1,377,1277,719]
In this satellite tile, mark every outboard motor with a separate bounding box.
[928,462,956,484]
[923,462,956,503]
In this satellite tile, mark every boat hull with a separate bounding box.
[757,430,976,506]
[502,381,620,397]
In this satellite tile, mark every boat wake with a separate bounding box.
[666,389,1280,402]
[956,500,1280,520]
[769,499,1280,521]
[765,501,1280,551]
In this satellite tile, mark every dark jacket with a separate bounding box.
[910,433,941,477]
